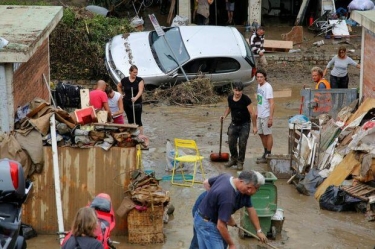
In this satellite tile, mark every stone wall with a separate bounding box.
[266,53,361,65]
[13,39,49,111]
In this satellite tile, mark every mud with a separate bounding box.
[27,65,374,249]
[25,1,375,249]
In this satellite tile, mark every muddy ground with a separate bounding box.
[24,1,375,248]
[28,47,374,249]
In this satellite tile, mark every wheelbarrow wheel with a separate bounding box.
[271,226,277,240]
[238,227,245,239]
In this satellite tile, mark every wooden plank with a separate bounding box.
[315,152,360,200]
[92,122,138,129]
[167,0,176,25]
[80,89,90,109]
[246,39,293,52]
[264,40,293,50]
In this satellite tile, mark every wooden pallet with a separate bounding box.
[341,183,375,201]
[264,40,293,52]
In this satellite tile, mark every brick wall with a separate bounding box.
[13,39,49,111]
[363,29,375,98]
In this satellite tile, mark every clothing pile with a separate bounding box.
[3,98,148,177]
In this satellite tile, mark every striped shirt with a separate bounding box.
[250,32,265,55]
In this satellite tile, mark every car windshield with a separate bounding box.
[241,35,256,67]
[150,27,190,73]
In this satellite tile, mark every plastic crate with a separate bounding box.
[127,205,164,244]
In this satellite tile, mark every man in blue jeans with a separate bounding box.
[190,191,207,249]
[221,82,257,170]
[193,171,267,249]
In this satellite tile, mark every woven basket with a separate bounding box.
[127,205,164,244]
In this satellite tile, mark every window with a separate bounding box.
[214,58,240,73]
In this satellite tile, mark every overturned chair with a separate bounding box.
[171,138,206,187]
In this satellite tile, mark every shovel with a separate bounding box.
[210,119,229,162]
[234,224,279,249]
[131,87,136,125]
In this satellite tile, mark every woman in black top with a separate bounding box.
[117,65,145,134]
[62,207,103,249]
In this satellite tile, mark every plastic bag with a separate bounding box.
[165,140,186,171]
[288,114,309,124]
[171,15,189,27]
[319,185,360,212]
[348,0,374,11]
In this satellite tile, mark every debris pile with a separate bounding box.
[0,97,148,177]
[150,78,222,105]
[289,98,375,220]
[117,169,170,244]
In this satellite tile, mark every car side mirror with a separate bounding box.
[169,72,178,78]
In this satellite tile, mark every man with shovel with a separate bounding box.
[193,170,267,249]
[221,82,257,171]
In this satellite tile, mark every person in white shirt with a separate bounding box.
[105,85,124,124]
[255,69,274,164]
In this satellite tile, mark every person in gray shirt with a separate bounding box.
[323,46,360,88]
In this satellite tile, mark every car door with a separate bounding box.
[175,58,213,83]
[210,57,241,85]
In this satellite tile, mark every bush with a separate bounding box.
[50,7,134,80]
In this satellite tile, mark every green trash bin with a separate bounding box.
[239,172,278,240]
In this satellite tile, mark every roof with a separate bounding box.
[351,10,375,33]
[0,5,63,63]
[178,26,246,58]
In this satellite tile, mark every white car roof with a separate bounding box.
[178,26,246,59]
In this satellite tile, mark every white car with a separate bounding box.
[105,25,257,87]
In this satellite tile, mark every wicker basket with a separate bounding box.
[127,205,164,244]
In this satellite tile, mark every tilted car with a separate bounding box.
[105,25,257,88]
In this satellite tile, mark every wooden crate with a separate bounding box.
[127,205,164,244]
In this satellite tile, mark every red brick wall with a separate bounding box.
[363,30,375,98]
[13,39,49,111]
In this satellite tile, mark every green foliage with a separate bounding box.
[50,6,135,80]
[0,0,49,4]
[62,7,76,27]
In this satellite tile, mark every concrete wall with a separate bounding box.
[13,39,50,111]
[362,29,375,99]
[23,146,136,235]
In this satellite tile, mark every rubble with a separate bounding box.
[289,98,375,220]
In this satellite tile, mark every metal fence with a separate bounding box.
[301,88,358,118]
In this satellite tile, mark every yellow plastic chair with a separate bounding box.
[171,138,205,187]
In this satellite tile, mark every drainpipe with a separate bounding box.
[0,63,14,134]
[359,26,364,100]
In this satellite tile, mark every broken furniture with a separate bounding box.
[126,169,170,244]
[281,26,303,44]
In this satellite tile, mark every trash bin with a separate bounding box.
[239,172,278,240]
